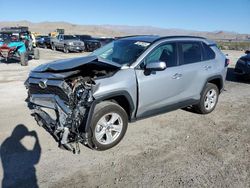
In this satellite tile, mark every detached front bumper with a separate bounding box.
[25,75,94,139]
[26,78,73,131]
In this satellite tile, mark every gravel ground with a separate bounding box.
[0,49,249,188]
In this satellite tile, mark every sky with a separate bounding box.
[0,0,250,33]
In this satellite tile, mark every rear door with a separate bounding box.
[177,41,213,99]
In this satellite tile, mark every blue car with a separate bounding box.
[36,35,51,49]
[0,27,39,66]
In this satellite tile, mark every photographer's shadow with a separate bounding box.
[0,124,41,188]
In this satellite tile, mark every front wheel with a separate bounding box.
[51,43,56,51]
[194,83,219,114]
[88,101,128,151]
[63,45,69,53]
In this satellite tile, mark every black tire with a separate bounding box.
[63,45,69,53]
[34,48,40,60]
[20,53,28,66]
[194,83,219,114]
[51,43,56,51]
[88,101,128,151]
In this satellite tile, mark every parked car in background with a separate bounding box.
[36,35,51,49]
[234,50,250,79]
[50,34,85,53]
[76,35,101,52]
[25,35,228,153]
[0,27,39,66]
[93,37,114,46]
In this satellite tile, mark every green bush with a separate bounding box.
[217,41,250,51]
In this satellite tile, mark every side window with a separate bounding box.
[202,42,216,60]
[144,43,177,67]
[179,42,202,65]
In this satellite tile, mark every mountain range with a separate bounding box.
[0,20,249,40]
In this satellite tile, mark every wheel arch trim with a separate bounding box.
[83,90,135,134]
[201,75,224,95]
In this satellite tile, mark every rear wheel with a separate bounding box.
[20,53,28,66]
[88,101,128,151]
[194,83,219,114]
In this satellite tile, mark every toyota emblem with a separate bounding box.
[38,79,48,89]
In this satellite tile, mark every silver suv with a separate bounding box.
[25,35,228,153]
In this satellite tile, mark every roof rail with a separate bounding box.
[116,35,207,42]
[154,35,206,42]
[115,35,158,39]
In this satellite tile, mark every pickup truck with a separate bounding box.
[50,34,85,53]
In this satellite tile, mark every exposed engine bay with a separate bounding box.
[25,56,120,153]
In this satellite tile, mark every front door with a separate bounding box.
[135,42,186,118]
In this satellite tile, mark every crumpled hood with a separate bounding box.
[32,55,121,72]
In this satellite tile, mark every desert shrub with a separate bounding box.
[217,41,250,51]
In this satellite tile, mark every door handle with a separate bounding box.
[172,73,182,79]
[204,65,212,70]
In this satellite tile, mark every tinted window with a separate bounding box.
[64,35,78,40]
[202,42,215,60]
[179,42,202,65]
[145,43,177,67]
[79,35,91,40]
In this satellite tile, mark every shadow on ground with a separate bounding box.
[0,58,20,65]
[0,124,41,188]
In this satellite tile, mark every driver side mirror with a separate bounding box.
[145,61,166,71]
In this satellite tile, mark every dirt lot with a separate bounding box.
[0,49,249,188]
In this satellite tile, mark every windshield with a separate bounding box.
[79,35,91,40]
[91,40,151,65]
[0,32,20,42]
[64,35,78,40]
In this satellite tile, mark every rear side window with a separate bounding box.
[202,42,216,60]
[179,42,202,65]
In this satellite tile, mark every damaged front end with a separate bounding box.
[25,56,120,153]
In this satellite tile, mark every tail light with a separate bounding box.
[225,58,230,67]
